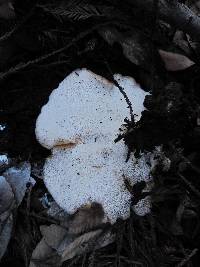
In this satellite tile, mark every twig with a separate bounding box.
[0,6,36,44]
[35,60,70,69]
[176,248,198,267]
[20,210,60,225]
[0,22,112,82]
[104,60,135,122]
[25,184,33,240]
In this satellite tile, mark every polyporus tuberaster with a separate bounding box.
[36,69,152,224]
[36,69,147,149]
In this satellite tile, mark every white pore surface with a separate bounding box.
[44,143,152,224]
[36,69,148,149]
[36,69,152,223]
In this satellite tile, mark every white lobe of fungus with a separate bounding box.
[44,143,152,224]
[36,69,148,149]
[36,69,152,224]
[0,155,9,167]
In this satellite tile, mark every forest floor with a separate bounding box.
[0,0,200,266]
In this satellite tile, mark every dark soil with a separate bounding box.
[0,0,200,266]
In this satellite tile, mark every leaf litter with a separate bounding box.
[0,0,200,266]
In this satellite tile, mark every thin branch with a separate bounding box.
[0,7,35,44]
[104,60,135,122]
[176,248,198,267]
[0,22,112,82]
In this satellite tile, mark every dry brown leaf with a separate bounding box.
[0,175,14,213]
[99,27,154,70]
[40,224,68,250]
[30,225,102,266]
[159,50,195,71]
[3,162,35,205]
[30,222,114,266]
[61,229,102,262]
[0,162,35,260]
[29,239,61,267]
[68,202,105,235]
[0,213,13,259]
[173,31,191,55]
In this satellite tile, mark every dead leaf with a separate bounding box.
[68,202,105,235]
[29,224,94,265]
[61,229,102,262]
[40,224,69,250]
[159,49,195,71]
[186,34,199,56]
[30,222,114,266]
[29,239,61,267]
[45,200,69,221]
[0,162,35,260]
[3,162,35,205]
[95,230,115,249]
[173,31,191,55]
[0,175,14,213]
[99,27,158,71]
[0,213,13,259]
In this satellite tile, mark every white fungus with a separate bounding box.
[36,69,148,149]
[0,155,9,167]
[44,143,152,223]
[0,124,6,131]
[36,69,152,223]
